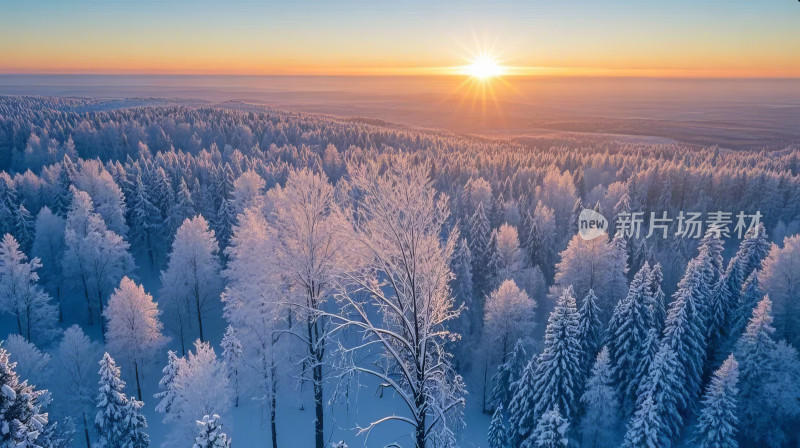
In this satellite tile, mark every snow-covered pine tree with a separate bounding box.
[129,174,162,267]
[121,397,150,448]
[529,286,582,426]
[31,207,66,322]
[14,204,35,252]
[621,344,683,448]
[95,352,128,448]
[607,262,652,408]
[527,405,569,448]
[580,347,620,448]
[154,350,181,418]
[192,414,231,448]
[470,201,492,295]
[0,345,48,447]
[728,271,761,348]
[662,255,709,417]
[488,405,508,448]
[694,355,739,448]
[625,327,659,415]
[486,228,502,290]
[220,326,242,408]
[507,357,537,446]
[645,262,666,332]
[577,289,602,374]
[214,198,236,250]
[489,339,528,412]
[168,179,195,243]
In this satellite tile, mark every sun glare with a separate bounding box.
[465,55,505,79]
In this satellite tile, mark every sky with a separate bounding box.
[1,0,799,77]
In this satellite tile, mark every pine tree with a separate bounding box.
[470,201,491,295]
[729,271,761,345]
[214,198,236,249]
[452,238,474,339]
[646,263,666,332]
[621,344,683,448]
[577,289,602,374]
[694,355,739,448]
[129,175,162,267]
[192,414,231,448]
[168,179,195,242]
[625,328,659,414]
[507,357,537,446]
[662,256,708,416]
[486,228,502,290]
[121,397,150,448]
[154,350,181,417]
[0,346,48,447]
[580,347,620,448]
[488,405,509,448]
[220,326,242,408]
[527,405,569,448]
[95,352,128,448]
[15,204,35,252]
[531,287,582,421]
[607,263,652,408]
[489,339,527,411]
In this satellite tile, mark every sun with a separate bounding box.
[464,55,506,80]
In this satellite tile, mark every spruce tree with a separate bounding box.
[221,326,242,408]
[527,405,569,448]
[694,355,739,448]
[95,352,128,448]
[14,204,35,252]
[489,339,527,411]
[488,405,509,448]
[580,347,620,448]
[622,345,683,448]
[577,289,602,374]
[0,346,48,447]
[470,201,491,295]
[192,414,231,448]
[122,397,150,448]
[507,357,537,445]
[729,271,761,345]
[646,262,666,332]
[607,263,652,407]
[154,350,181,416]
[529,287,582,427]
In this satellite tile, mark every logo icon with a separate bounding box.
[578,208,607,240]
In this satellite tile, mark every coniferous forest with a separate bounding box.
[0,95,799,447]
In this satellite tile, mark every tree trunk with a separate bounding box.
[270,359,278,448]
[97,288,106,342]
[83,412,92,448]
[134,360,142,401]
[314,362,324,448]
[194,287,204,342]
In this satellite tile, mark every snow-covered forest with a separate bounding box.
[1,95,799,447]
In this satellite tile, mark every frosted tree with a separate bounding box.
[728,271,761,347]
[0,233,58,343]
[607,263,652,408]
[160,215,222,343]
[580,347,620,448]
[52,325,101,448]
[31,207,66,321]
[165,340,232,445]
[760,234,800,348]
[231,170,266,214]
[95,352,128,448]
[330,157,465,448]
[154,350,181,418]
[511,286,582,445]
[494,224,524,280]
[621,345,682,448]
[528,405,568,448]
[72,159,128,236]
[508,357,537,446]
[63,187,134,332]
[0,345,48,447]
[220,326,242,407]
[577,289,602,373]
[221,208,284,448]
[489,339,527,412]
[192,414,231,448]
[265,168,347,448]
[481,279,536,411]
[104,276,167,400]
[3,334,51,390]
[645,262,666,332]
[470,201,492,295]
[694,355,739,448]
[15,204,35,252]
[554,233,628,321]
[488,405,508,448]
[661,255,709,418]
[451,238,474,347]
[121,397,149,448]
[168,179,195,242]
[129,174,161,267]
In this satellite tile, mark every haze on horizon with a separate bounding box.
[2,0,800,78]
